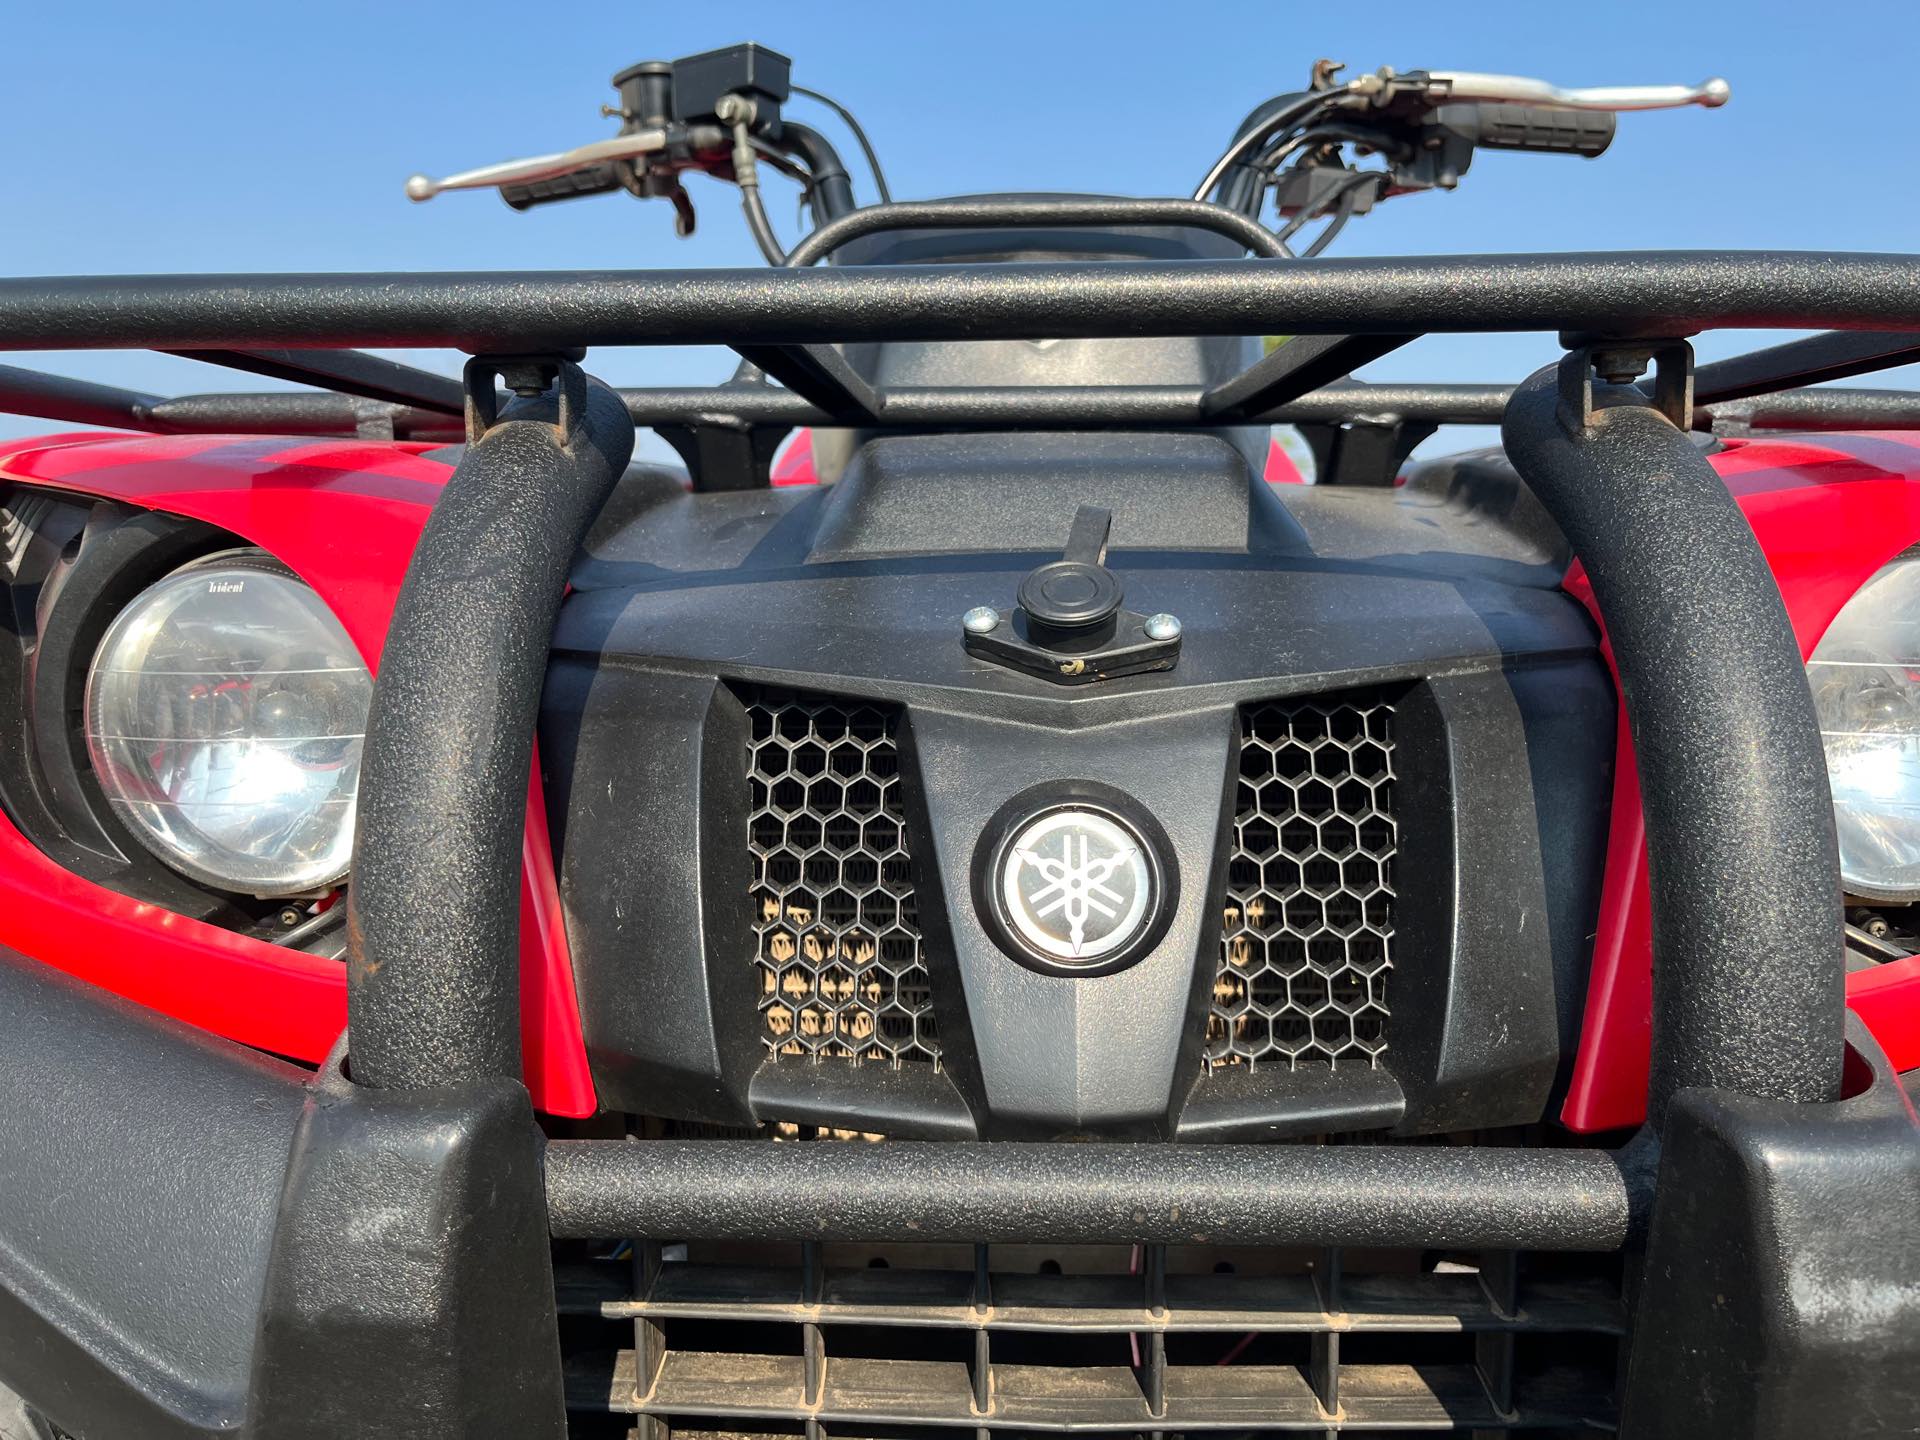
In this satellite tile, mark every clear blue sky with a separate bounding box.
[5,0,1917,453]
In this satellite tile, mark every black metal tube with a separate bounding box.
[1501,363,1846,1121]
[783,197,1291,267]
[346,369,634,1091]
[543,1139,1636,1250]
[5,253,1920,354]
[612,381,1518,430]
[145,391,462,438]
[0,362,160,431]
[1270,381,1515,424]
[1707,386,1920,432]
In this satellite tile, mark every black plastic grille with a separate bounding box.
[556,1239,1622,1435]
[1208,693,1396,1071]
[746,689,938,1067]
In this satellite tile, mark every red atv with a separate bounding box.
[0,45,1915,1439]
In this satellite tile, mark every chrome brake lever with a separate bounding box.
[1419,72,1730,112]
[404,127,669,201]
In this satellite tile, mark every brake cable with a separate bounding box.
[717,94,787,264]
[1192,86,1358,206]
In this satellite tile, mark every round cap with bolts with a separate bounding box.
[962,606,1001,636]
[1018,560,1124,633]
[1144,613,1182,641]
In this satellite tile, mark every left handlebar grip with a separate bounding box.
[1439,103,1616,157]
[499,164,624,210]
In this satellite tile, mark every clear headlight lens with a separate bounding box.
[1808,555,1920,901]
[83,552,372,896]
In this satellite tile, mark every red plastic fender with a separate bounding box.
[1561,432,1920,1130]
[0,432,597,1116]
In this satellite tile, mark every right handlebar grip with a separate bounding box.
[500,164,624,211]
[1453,103,1616,157]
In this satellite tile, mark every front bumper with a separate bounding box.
[3,946,1916,1439]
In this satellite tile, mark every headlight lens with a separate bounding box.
[1808,555,1920,900]
[83,552,372,896]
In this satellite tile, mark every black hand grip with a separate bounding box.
[499,163,623,211]
[1435,103,1615,157]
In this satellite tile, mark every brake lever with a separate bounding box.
[405,127,669,201]
[1416,72,1730,112]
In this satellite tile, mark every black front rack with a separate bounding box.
[2,249,1915,1437]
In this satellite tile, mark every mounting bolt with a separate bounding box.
[277,905,305,929]
[1589,345,1654,386]
[1144,613,1183,641]
[962,606,1001,635]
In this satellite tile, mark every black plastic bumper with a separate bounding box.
[2,945,1917,1438]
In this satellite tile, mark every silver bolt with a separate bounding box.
[962,605,1001,636]
[1144,612,1182,641]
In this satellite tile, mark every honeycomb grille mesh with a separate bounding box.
[1208,693,1396,1070]
[746,689,938,1067]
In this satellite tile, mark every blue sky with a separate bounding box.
[4,0,1917,453]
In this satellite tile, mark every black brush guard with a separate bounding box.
[1,248,1918,1438]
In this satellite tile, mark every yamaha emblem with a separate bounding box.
[987,804,1164,972]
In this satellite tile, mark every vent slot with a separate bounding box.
[555,1240,1623,1434]
[1210,692,1397,1071]
[746,689,938,1068]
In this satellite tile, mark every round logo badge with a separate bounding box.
[996,807,1157,966]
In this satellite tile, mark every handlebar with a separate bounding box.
[400,47,1732,266]
[498,165,625,212]
[1437,103,1616,158]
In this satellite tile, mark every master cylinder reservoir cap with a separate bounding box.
[961,505,1182,685]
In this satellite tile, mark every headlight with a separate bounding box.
[1808,554,1920,901]
[83,552,373,896]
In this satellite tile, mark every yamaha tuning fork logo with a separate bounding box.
[976,791,1174,976]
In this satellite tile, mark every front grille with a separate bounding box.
[1208,693,1397,1072]
[557,1238,1622,1435]
[746,689,939,1068]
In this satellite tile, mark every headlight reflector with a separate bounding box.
[1808,555,1920,900]
[83,553,372,896]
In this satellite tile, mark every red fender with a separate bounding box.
[0,432,597,1116]
[1561,432,1920,1130]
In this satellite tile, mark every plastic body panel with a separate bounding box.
[0,944,568,1440]
[543,436,1613,1138]
[1563,431,1920,1130]
[0,432,596,1116]
[1619,1018,1920,1438]
[0,947,306,1438]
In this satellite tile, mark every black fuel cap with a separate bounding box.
[1019,559,1123,631]
[1018,506,1123,643]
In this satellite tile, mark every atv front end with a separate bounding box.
[0,250,1917,1438]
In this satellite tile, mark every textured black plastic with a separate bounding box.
[543,1137,1636,1250]
[547,454,1611,1137]
[0,949,305,1439]
[1443,103,1616,157]
[806,432,1288,561]
[347,373,634,1091]
[1502,366,1846,1119]
[247,1059,566,1439]
[1620,1020,1920,1438]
